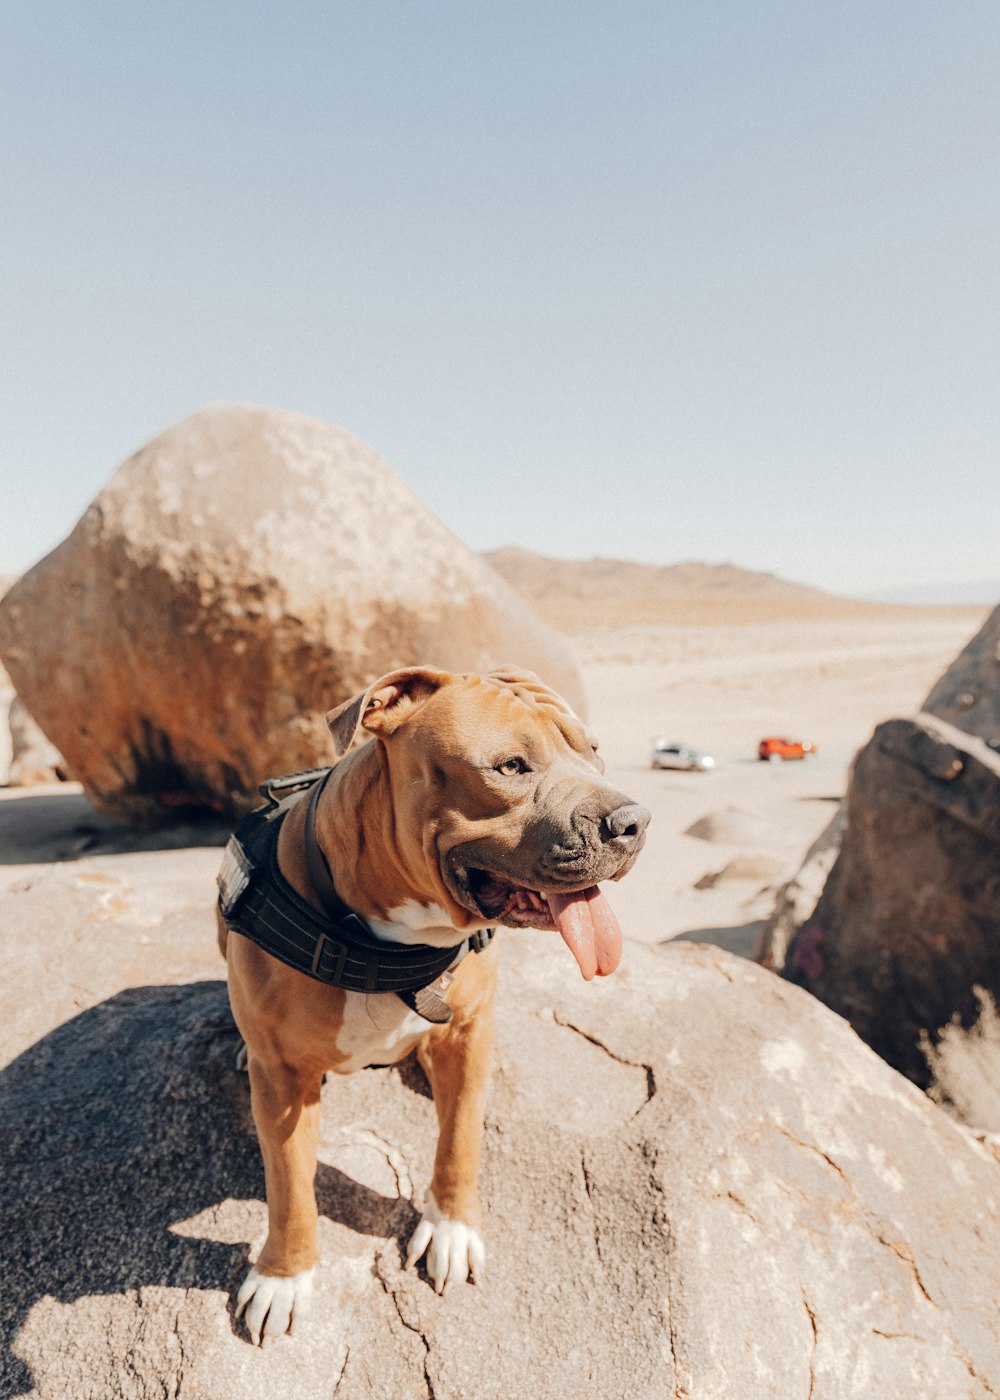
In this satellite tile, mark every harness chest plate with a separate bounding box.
[217,772,493,1023]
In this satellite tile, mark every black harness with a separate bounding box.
[217,766,493,1024]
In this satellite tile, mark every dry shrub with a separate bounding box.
[923,987,1000,1134]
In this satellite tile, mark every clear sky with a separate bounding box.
[3,2,998,595]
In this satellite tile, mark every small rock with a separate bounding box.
[694,853,787,889]
[684,806,768,846]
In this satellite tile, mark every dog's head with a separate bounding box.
[326,666,650,979]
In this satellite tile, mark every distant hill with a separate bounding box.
[483,547,829,604]
[480,547,986,632]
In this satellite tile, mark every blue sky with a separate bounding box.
[3,2,998,594]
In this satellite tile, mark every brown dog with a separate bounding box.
[219,666,649,1343]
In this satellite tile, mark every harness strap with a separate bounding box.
[304,769,352,919]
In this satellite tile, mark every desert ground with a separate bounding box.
[0,601,986,1065]
[567,603,988,958]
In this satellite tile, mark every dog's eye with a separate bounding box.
[495,757,528,777]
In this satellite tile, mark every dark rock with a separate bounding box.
[781,715,1000,1087]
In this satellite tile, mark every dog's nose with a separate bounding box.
[601,802,651,847]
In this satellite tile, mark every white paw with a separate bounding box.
[235,1264,314,1344]
[405,1193,485,1293]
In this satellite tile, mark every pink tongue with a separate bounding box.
[545,887,622,981]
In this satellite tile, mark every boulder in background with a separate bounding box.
[0,405,583,826]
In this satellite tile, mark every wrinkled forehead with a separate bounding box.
[416,672,594,756]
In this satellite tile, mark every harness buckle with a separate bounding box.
[468,927,495,954]
[310,934,348,982]
[258,766,333,810]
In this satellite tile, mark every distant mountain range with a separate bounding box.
[482,547,992,631]
[483,546,828,605]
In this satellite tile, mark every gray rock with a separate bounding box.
[684,806,768,846]
[6,697,68,786]
[693,852,788,889]
[756,802,847,970]
[0,659,12,784]
[780,715,1000,1090]
[0,404,584,826]
[3,935,1000,1399]
[924,603,1000,748]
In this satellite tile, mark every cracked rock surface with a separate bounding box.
[3,815,1000,1400]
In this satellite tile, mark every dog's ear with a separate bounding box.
[325,667,453,756]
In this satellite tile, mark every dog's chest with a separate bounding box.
[331,992,429,1073]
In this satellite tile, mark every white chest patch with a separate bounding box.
[369,900,467,947]
[332,991,431,1074]
[330,900,470,1073]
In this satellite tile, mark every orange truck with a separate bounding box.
[758,736,817,761]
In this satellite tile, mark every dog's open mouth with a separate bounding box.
[460,867,552,924]
[452,865,622,981]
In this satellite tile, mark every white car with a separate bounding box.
[651,741,716,772]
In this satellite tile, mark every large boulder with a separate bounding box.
[762,609,1000,1096]
[0,405,584,826]
[779,715,1000,1089]
[3,935,1000,1399]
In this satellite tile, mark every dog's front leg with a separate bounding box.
[236,1054,323,1343]
[407,1001,496,1292]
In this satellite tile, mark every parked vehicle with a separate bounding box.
[651,741,716,772]
[758,736,817,761]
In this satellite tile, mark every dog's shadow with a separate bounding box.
[0,981,421,1398]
